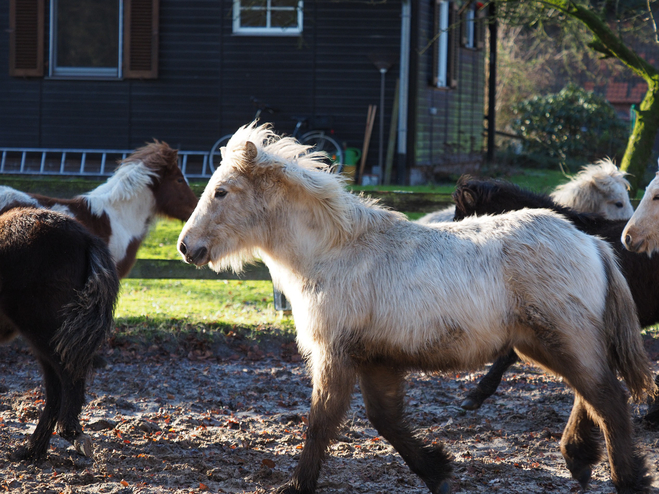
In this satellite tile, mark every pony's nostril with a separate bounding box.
[179,241,188,255]
[624,234,632,247]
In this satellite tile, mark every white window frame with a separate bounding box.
[48,0,124,79]
[435,1,449,88]
[232,0,303,36]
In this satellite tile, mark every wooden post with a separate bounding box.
[358,105,377,185]
[384,79,400,185]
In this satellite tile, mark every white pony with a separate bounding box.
[417,158,633,225]
[623,172,659,254]
[178,123,654,494]
[550,158,634,220]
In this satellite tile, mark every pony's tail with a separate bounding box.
[52,236,120,381]
[599,243,656,403]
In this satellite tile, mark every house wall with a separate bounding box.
[412,0,485,182]
[0,0,401,170]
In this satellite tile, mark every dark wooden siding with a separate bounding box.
[1,1,485,181]
[1,0,400,166]
[413,1,485,179]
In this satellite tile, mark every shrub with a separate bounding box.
[511,84,628,170]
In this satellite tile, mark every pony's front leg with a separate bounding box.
[359,365,452,494]
[275,356,356,494]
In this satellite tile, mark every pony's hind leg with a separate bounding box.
[461,349,519,410]
[519,343,651,493]
[573,372,651,493]
[55,371,92,457]
[10,359,62,461]
[560,393,603,488]
[275,358,357,494]
[359,365,452,494]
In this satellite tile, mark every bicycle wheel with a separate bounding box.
[299,131,344,173]
[208,134,233,173]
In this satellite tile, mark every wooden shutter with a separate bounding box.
[9,0,44,77]
[124,0,159,79]
[475,5,486,50]
[460,7,468,47]
[447,2,459,88]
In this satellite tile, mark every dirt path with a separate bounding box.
[1,337,659,494]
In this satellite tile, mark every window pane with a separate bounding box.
[271,10,297,28]
[241,9,267,27]
[56,0,118,68]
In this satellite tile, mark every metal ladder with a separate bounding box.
[0,147,214,179]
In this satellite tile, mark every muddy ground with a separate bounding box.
[2,330,659,494]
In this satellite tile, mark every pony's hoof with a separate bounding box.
[273,482,304,494]
[460,396,482,410]
[74,434,93,457]
[433,480,451,494]
[572,465,592,490]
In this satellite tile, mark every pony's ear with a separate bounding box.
[245,141,258,161]
[463,189,477,208]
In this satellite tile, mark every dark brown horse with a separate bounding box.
[0,141,198,278]
[0,206,119,461]
[451,176,659,423]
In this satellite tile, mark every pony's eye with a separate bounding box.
[653,195,659,201]
[215,188,228,199]
[615,202,623,208]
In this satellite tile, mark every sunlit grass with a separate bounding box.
[115,278,294,330]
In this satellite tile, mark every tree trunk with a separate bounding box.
[621,83,659,193]
[541,0,659,193]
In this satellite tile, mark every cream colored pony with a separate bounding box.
[550,158,634,220]
[623,172,659,254]
[178,122,654,494]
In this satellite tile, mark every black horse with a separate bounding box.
[0,206,119,460]
[451,176,659,423]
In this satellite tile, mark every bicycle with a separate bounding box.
[209,98,344,173]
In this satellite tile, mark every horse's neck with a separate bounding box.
[261,201,397,280]
[83,185,157,262]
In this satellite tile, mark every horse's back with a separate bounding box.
[0,208,90,339]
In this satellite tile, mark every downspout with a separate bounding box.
[397,0,411,184]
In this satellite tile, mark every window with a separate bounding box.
[50,0,122,78]
[8,0,158,79]
[433,0,458,89]
[461,2,485,50]
[233,0,303,36]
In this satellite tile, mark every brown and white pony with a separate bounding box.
[0,206,119,461]
[623,172,659,255]
[0,141,198,277]
[417,158,634,225]
[178,122,655,494]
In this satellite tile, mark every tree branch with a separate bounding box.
[541,0,658,84]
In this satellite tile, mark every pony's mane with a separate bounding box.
[224,122,400,245]
[120,140,179,172]
[550,158,630,210]
[83,141,175,213]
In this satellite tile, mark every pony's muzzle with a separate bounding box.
[623,233,643,253]
[178,238,208,266]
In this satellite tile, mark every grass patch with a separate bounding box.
[115,278,294,329]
